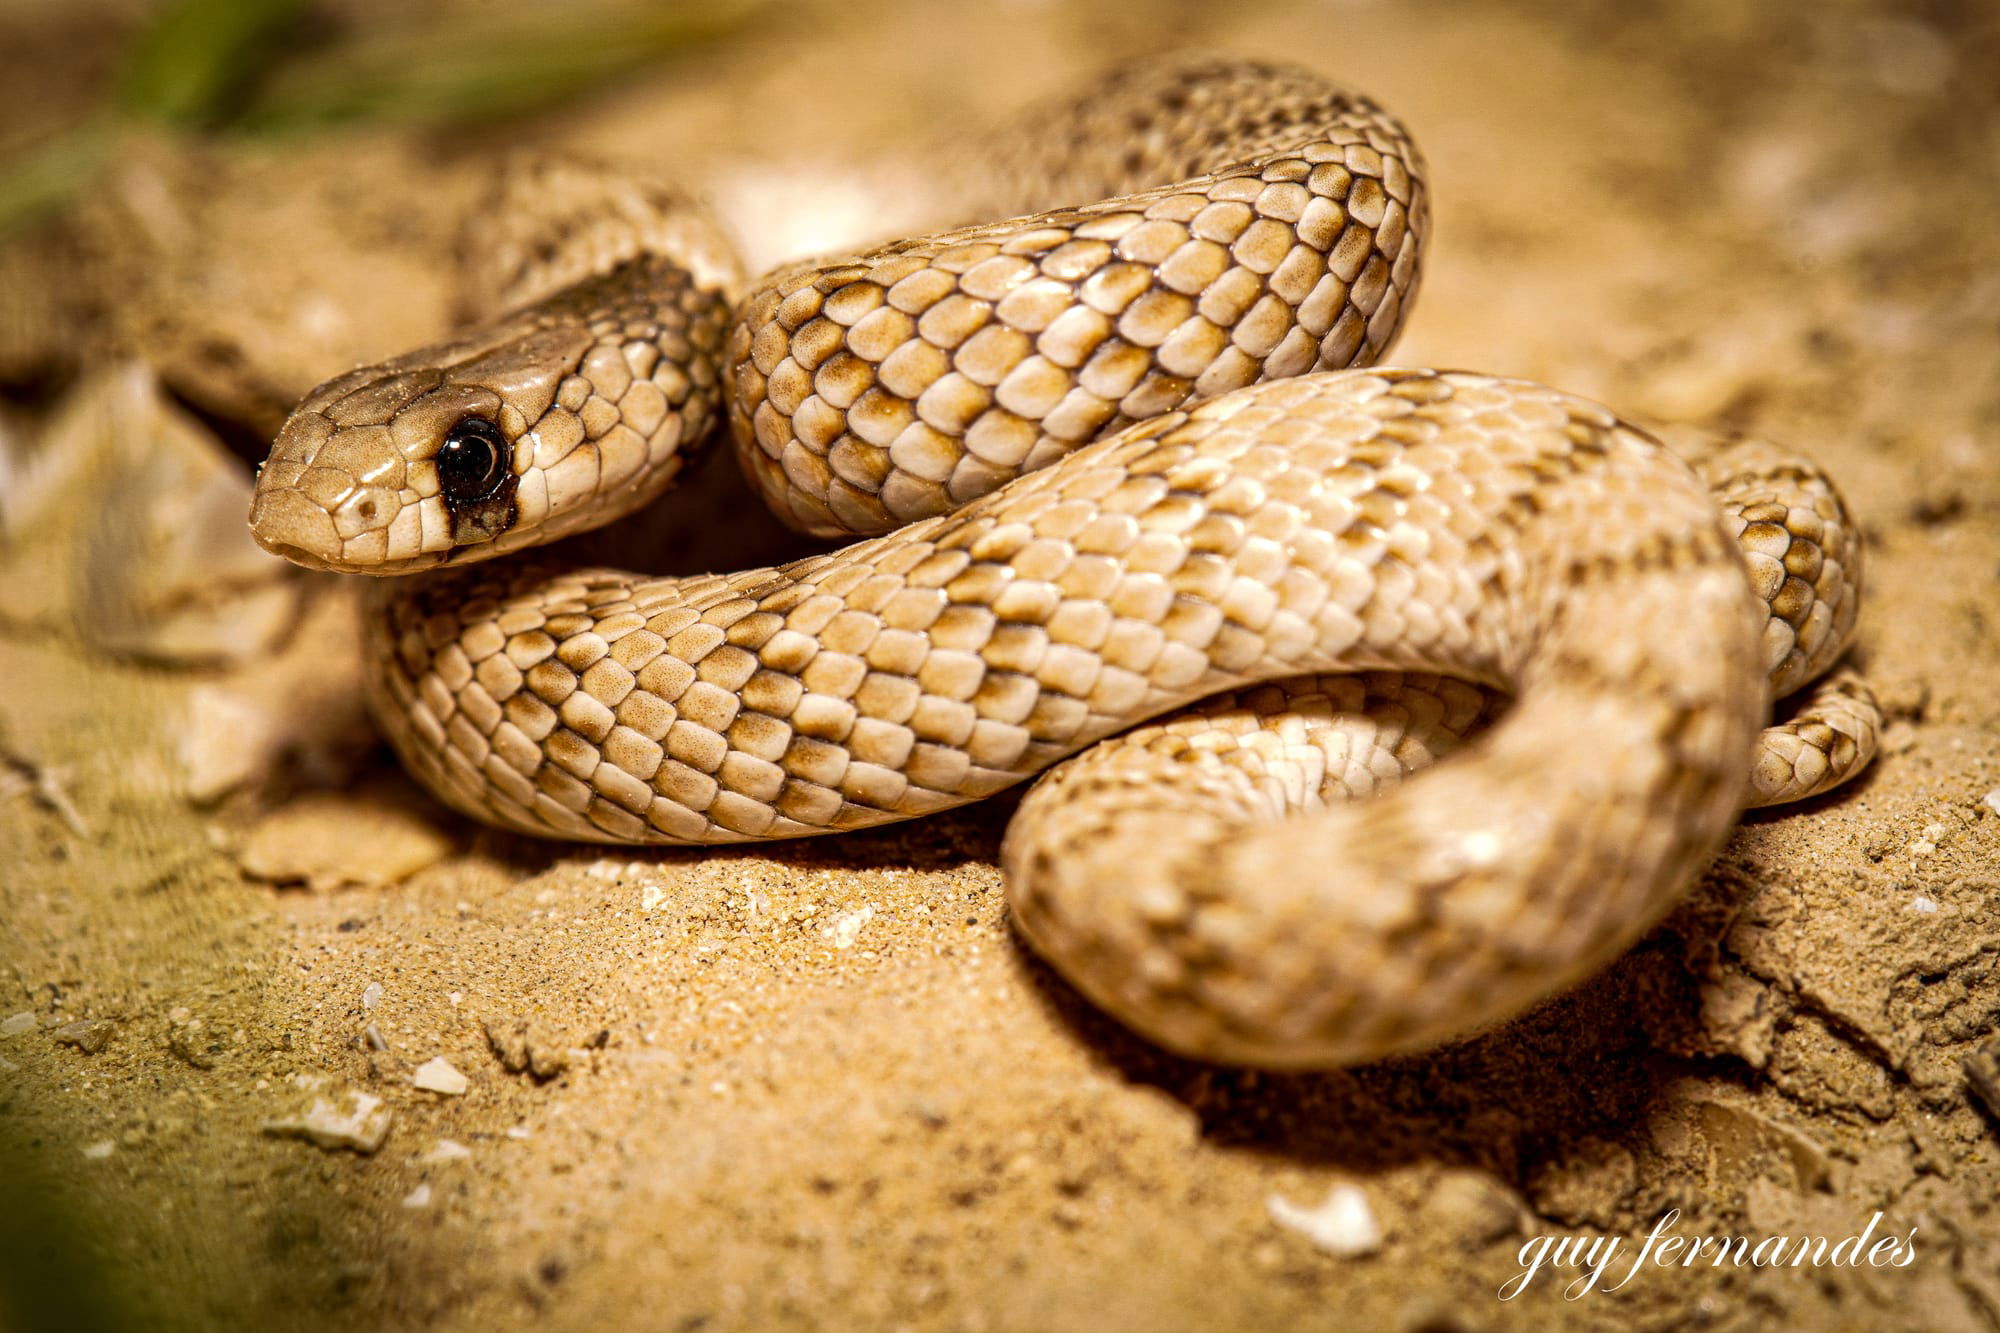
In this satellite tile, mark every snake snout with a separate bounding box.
[247,483,344,570]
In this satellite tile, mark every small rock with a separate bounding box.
[1690,1098,1831,1192]
[1983,789,2000,818]
[178,687,277,803]
[1421,1170,1525,1250]
[0,1012,36,1038]
[482,1015,571,1081]
[51,1019,115,1054]
[361,982,383,1011]
[81,1140,116,1160]
[401,1183,432,1209]
[238,792,453,891]
[362,1025,388,1052]
[423,1139,472,1164]
[73,365,302,667]
[412,1057,468,1096]
[1267,1184,1382,1257]
[166,1011,222,1070]
[263,1087,393,1154]
[828,905,875,949]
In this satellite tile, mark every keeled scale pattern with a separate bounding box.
[371,370,1748,836]
[726,59,1427,537]
[372,369,1781,1062]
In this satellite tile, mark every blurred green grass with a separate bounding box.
[0,0,762,237]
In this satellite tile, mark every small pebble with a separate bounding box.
[1267,1184,1383,1257]
[166,1011,221,1070]
[51,1019,115,1054]
[1909,895,1939,913]
[72,364,301,667]
[0,1012,36,1038]
[263,1088,393,1154]
[424,1139,473,1164]
[178,687,275,803]
[401,1183,433,1209]
[482,1015,570,1080]
[1983,789,2000,818]
[362,982,384,1011]
[1422,1170,1525,1249]
[830,905,875,949]
[363,1025,389,1052]
[412,1057,469,1096]
[81,1140,116,1160]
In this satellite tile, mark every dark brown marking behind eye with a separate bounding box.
[436,415,518,547]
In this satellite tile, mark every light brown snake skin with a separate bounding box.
[247,59,1879,1067]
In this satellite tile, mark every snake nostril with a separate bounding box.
[357,498,377,521]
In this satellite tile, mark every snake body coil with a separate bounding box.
[248,60,1877,1067]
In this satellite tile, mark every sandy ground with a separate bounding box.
[3,1,1999,1329]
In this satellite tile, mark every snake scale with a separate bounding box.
[247,58,1878,1067]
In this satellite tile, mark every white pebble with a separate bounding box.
[0,1012,36,1038]
[81,1140,116,1160]
[1909,896,1938,913]
[1982,789,2000,818]
[179,687,276,803]
[830,905,875,949]
[412,1057,468,1096]
[361,982,384,1011]
[262,1088,393,1154]
[423,1139,473,1163]
[401,1183,433,1209]
[1268,1184,1383,1257]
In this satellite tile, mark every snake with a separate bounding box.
[246,58,1879,1068]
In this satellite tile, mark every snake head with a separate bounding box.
[249,315,659,575]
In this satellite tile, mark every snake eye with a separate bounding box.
[435,416,510,503]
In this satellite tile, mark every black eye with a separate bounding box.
[435,416,509,503]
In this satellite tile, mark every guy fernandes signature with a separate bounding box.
[1500,1208,1917,1300]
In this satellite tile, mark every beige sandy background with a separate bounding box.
[2,0,1997,1328]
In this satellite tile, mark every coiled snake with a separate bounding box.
[248,59,1878,1067]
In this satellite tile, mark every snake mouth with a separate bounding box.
[256,539,455,577]
[248,489,455,576]
[258,540,338,573]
